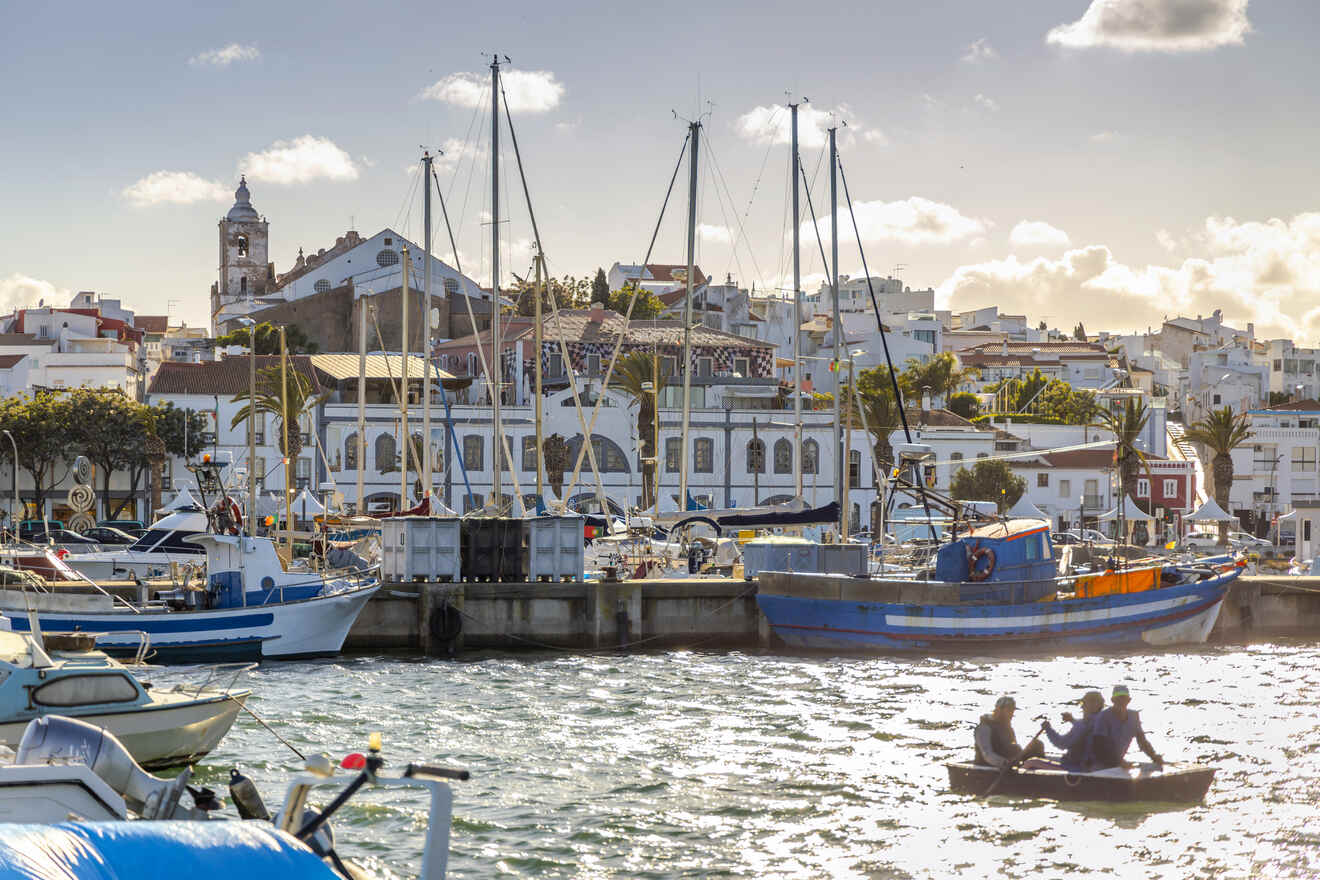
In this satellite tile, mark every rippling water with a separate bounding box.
[164,643,1320,878]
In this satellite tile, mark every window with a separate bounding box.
[665,437,681,473]
[547,352,564,378]
[694,438,714,473]
[314,279,331,294]
[1293,447,1317,472]
[734,357,750,376]
[344,432,358,470]
[467,353,477,376]
[1025,533,1041,561]
[375,434,397,473]
[1137,478,1150,497]
[253,457,265,492]
[159,461,172,492]
[522,436,538,472]
[747,439,765,474]
[406,433,424,473]
[295,458,311,489]
[237,235,249,257]
[773,438,792,474]
[463,435,484,471]
[661,356,677,377]
[848,449,861,485]
[1305,520,1312,543]
[1163,479,1177,497]
[802,439,819,475]
[1212,394,1222,405]
[253,415,265,445]
[587,354,601,377]
[976,453,988,460]
[443,277,460,297]
[1037,473,1049,488]
[697,357,713,377]
[1059,479,1071,499]
[1254,446,1276,472]
[376,249,400,267]
[951,452,964,464]
[240,276,247,294]
[32,674,139,707]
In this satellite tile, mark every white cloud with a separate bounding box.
[734,103,881,150]
[0,274,69,311]
[433,137,486,173]
[973,93,1000,112]
[1156,228,1178,251]
[962,37,999,62]
[698,224,732,245]
[420,69,564,113]
[189,43,259,67]
[1047,0,1250,52]
[937,211,1320,337]
[240,136,359,184]
[1010,220,1071,249]
[804,197,988,247]
[122,171,230,207]
[1089,130,1122,143]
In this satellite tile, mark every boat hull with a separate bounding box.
[0,693,247,770]
[946,761,1215,802]
[5,583,380,663]
[756,569,1236,652]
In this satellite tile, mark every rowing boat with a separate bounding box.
[946,761,1215,802]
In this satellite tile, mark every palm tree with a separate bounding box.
[609,351,659,508]
[1184,406,1252,545]
[231,365,324,463]
[1090,399,1156,543]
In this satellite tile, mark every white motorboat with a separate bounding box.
[62,508,209,581]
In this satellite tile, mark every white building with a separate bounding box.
[1228,400,1320,523]
[1185,346,1268,424]
[1264,339,1320,402]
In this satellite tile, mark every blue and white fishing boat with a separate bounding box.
[757,518,1242,652]
[6,534,379,662]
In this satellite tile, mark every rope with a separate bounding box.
[229,694,306,761]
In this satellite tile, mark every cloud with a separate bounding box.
[962,37,999,62]
[1047,0,1250,52]
[0,274,69,311]
[420,69,564,113]
[698,224,732,245]
[1010,220,1071,249]
[734,103,881,150]
[804,197,988,247]
[937,211,1320,337]
[973,93,1000,112]
[433,137,486,173]
[122,171,230,207]
[189,43,259,67]
[1156,228,1178,251]
[1089,130,1122,143]
[240,136,359,184]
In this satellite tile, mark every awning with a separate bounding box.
[156,487,203,514]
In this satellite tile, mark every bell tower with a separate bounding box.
[212,176,270,333]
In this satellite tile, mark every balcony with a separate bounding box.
[1081,494,1105,510]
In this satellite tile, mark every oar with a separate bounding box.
[980,721,1047,799]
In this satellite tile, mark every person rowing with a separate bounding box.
[973,695,1045,769]
[1091,685,1164,769]
[1042,690,1105,771]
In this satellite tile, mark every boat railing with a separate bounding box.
[170,661,256,698]
[97,630,153,665]
[63,565,142,614]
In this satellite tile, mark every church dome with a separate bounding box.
[226,176,260,222]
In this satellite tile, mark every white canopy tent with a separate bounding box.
[1098,496,1156,522]
[1006,496,1050,521]
[282,489,327,519]
[156,486,203,514]
[1186,498,1235,523]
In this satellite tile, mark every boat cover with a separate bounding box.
[699,501,841,529]
[0,821,338,880]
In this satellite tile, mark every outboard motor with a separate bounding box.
[17,715,195,819]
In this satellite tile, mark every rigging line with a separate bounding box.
[455,93,489,278]
[797,157,832,287]
[556,130,692,505]
[432,168,463,274]
[800,145,828,277]
[706,133,767,289]
[445,92,486,203]
[392,163,423,238]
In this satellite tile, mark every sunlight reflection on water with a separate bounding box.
[175,642,1320,878]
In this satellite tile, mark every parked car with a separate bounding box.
[1059,529,1115,545]
[23,528,98,546]
[1182,531,1227,553]
[1227,531,1273,552]
[17,520,65,542]
[78,525,137,546]
[98,519,145,532]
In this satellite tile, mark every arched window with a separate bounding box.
[802,439,819,475]
[407,433,424,472]
[747,438,765,474]
[237,235,249,257]
[566,435,631,473]
[443,277,461,297]
[344,432,358,470]
[376,249,400,267]
[375,434,397,473]
[694,438,714,473]
[773,438,792,474]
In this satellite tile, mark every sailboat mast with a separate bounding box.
[400,245,410,507]
[356,293,366,514]
[422,151,434,505]
[790,102,803,501]
[534,251,544,499]
[490,56,503,507]
[829,126,843,537]
[678,120,700,512]
[279,326,292,559]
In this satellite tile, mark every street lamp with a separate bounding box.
[1,430,15,543]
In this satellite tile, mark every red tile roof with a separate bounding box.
[134,315,169,333]
[644,264,707,286]
[147,355,323,396]
[0,355,26,369]
[1265,399,1320,411]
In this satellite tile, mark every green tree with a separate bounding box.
[1184,406,1252,544]
[231,364,324,464]
[949,459,1026,513]
[215,322,319,354]
[0,392,74,520]
[899,352,978,402]
[609,352,660,508]
[151,403,209,460]
[65,388,158,519]
[947,391,980,420]
[1073,322,1088,341]
[1090,398,1152,512]
[1036,383,1097,425]
[606,283,666,320]
[513,275,593,315]
[591,268,610,304]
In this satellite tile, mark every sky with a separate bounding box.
[4,0,1318,341]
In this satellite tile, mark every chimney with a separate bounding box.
[1001,339,1009,356]
[921,385,932,415]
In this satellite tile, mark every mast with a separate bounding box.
[422,151,434,506]
[790,102,803,501]
[534,251,544,499]
[247,320,257,538]
[829,126,843,537]
[356,293,367,514]
[400,245,410,508]
[279,327,291,560]
[490,56,503,508]
[678,120,700,512]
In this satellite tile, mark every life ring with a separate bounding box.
[211,496,243,535]
[967,543,995,582]
[428,601,463,646]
